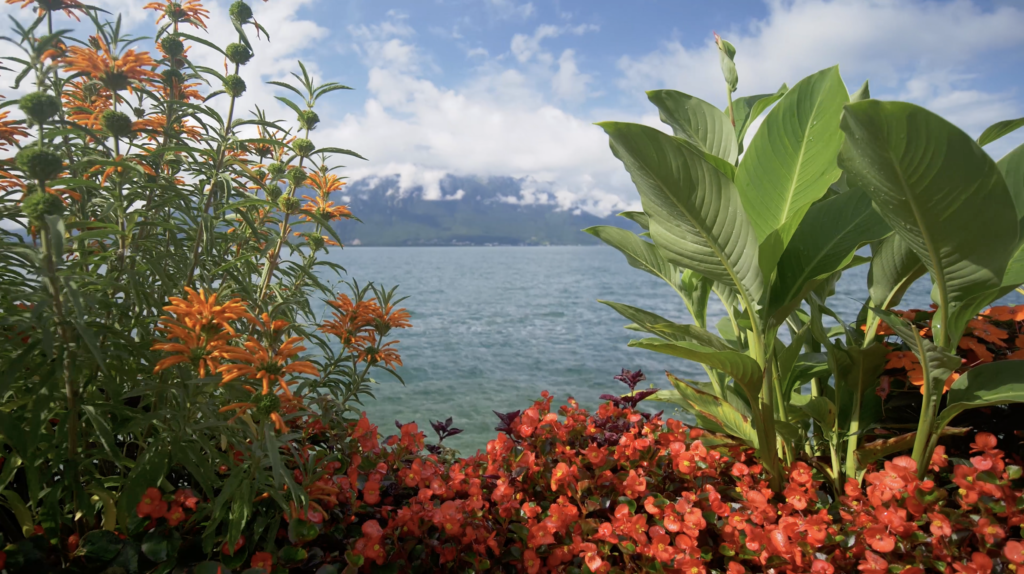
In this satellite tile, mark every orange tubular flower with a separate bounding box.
[7,0,85,20]
[320,294,379,347]
[63,79,113,131]
[219,391,301,433]
[300,194,352,222]
[217,336,320,395]
[151,321,234,377]
[60,37,161,93]
[133,115,202,141]
[307,172,347,196]
[353,332,403,369]
[0,111,29,150]
[161,287,252,334]
[144,0,209,29]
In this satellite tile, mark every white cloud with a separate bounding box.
[618,0,1024,137]
[552,49,593,102]
[488,0,535,20]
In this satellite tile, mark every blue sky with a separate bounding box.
[8,0,1024,215]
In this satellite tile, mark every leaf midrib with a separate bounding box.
[777,210,873,304]
[777,93,826,230]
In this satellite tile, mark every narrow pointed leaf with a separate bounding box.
[731,83,788,150]
[628,338,762,403]
[617,210,649,230]
[584,226,680,287]
[978,117,1024,147]
[850,79,870,103]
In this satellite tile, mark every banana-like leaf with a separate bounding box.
[680,269,713,328]
[978,117,1024,146]
[629,338,763,403]
[799,396,836,437]
[998,142,1024,231]
[850,79,870,103]
[647,323,734,352]
[600,121,764,310]
[600,300,673,333]
[731,83,788,153]
[768,188,891,323]
[868,233,927,312]
[657,376,759,446]
[648,90,738,165]
[841,101,1020,346]
[935,360,1024,432]
[735,66,848,251]
[618,210,650,230]
[585,226,680,287]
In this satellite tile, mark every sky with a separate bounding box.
[5,0,1024,216]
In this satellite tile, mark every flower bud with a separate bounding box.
[18,92,61,126]
[292,138,314,157]
[21,189,64,222]
[254,391,281,417]
[278,195,300,214]
[225,43,253,65]
[160,35,184,58]
[286,166,307,187]
[16,146,64,182]
[297,109,320,131]
[267,162,286,180]
[229,0,253,23]
[101,110,133,138]
[265,185,282,203]
[222,75,246,98]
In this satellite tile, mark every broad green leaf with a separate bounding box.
[617,210,649,230]
[997,142,1024,225]
[680,269,713,328]
[735,66,848,250]
[799,396,836,432]
[647,90,738,164]
[936,360,1024,431]
[978,117,1024,146]
[584,226,680,287]
[854,427,969,468]
[731,83,788,152]
[647,323,733,352]
[850,79,870,103]
[841,101,1020,345]
[629,338,763,403]
[599,121,764,309]
[868,233,927,311]
[600,300,674,333]
[655,378,759,446]
[768,188,891,322]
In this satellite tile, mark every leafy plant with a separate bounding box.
[589,35,1024,491]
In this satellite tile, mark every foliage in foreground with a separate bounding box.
[3,375,1023,574]
[589,33,1024,493]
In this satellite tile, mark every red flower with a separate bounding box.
[67,533,80,553]
[136,487,168,519]
[165,504,186,527]
[929,512,951,538]
[864,525,895,553]
[858,550,888,574]
[811,559,835,574]
[221,535,245,556]
[1005,540,1024,565]
[251,551,273,571]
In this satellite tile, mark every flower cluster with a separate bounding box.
[136,486,199,528]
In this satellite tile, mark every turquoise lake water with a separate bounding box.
[320,246,1023,454]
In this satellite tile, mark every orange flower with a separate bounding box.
[133,115,202,141]
[6,0,85,20]
[161,287,252,334]
[89,154,158,188]
[958,336,994,364]
[376,304,412,330]
[907,368,959,395]
[151,321,234,377]
[967,318,1008,347]
[321,293,379,347]
[63,79,113,131]
[353,332,403,369]
[307,172,347,196]
[300,194,352,222]
[983,305,1024,322]
[60,37,161,93]
[218,336,320,395]
[144,0,209,29]
[0,111,29,150]
[218,391,300,433]
[884,351,918,370]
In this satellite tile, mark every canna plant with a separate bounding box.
[589,34,1024,492]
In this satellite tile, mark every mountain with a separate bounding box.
[328,174,638,246]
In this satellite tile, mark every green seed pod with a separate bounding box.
[267,162,286,180]
[286,166,307,187]
[21,190,64,222]
[229,0,253,23]
[306,233,325,251]
[161,68,185,87]
[222,75,247,98]
[278,195,300,214]
[18,92,61,126]
[225,43,253,65]
[265,185,282,203]
[254,392,281,418]
[292,138,315,157]
[101,110,133,138]
[16,146,64,182]
[297,109,320,131]
[160,35,184,58]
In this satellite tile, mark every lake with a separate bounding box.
[319,246,1023,453]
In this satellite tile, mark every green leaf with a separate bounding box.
[768,188,891,322]
[850,79,870,103]
[978,117,1024,146]
[584,226,680,288]
[799,396,836,430]
[731,83,788,152]
[82,405,124,466]
[647,90,738,164]
[77,530,124,563]
[617,210,649,230]
[868,233,927,311]
[599,121,763,310]
[855,426,969,468]
[735,66,849,251]
[629,338,763,403]
[998,142,1024,226]
[142,527,181,563]
[841,100,1020,346]
[655,376,759,446]
[936,361,1024,431]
